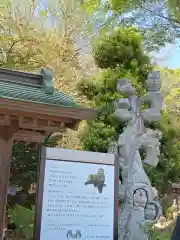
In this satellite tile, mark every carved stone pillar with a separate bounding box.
[0,137,13,240]
[110,73,163,240]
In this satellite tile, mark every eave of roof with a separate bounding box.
[0,81,79,108]
[0,67,99,121]
[0,67,79,107]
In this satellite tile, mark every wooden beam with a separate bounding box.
[0,110,73,124]
[18,117,67,133]
[0,120,18,141]
[13,130,45,143]
[0,137,13,240]
[0,114,10,126]
[0,122,19,239]
[0,115,76,132]
[0,98,98,121]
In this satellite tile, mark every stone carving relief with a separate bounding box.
[108,72,163,240]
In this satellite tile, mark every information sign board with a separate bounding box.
[35,147,118,240]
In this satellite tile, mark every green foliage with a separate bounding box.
[93,26,150,74]
[82,121,116,152]
[79,26,152,153]
[165,207,173,220]
[149,228,172,240]
[9,205,34,239]
[159,68,180,113]
[160,197,172,218]
[80,26,180,192]
[81,0,100,13]
[144,112,180,192]
[81,0,180,51]
[110,0,141,13]
[8,143,39,209]
[145,222,174,239]
[8,135,61,209]
[11,143,38,192]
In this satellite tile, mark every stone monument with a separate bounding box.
[108,71,163,240]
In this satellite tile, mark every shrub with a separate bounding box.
[9,205,34,239]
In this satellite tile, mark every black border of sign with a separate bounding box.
[34,147,119,240]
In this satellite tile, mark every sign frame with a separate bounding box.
[34,147,119,240]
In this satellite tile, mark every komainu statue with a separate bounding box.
[108,72,163,240]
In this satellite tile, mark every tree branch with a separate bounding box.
[139,3,180,28]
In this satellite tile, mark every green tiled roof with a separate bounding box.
[0,68,79,107]
[0,81,78,107]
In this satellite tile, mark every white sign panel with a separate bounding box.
[35,148,118,240]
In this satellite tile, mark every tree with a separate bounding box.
[0,0,93,207]
[144,113,180,192]
[79,26,151,148]
[79,26,151,152]
[79,26,180,192]
[81,0,180,51]
[8,143,39,209]
[162,69,180,114]
[8,137,60,209]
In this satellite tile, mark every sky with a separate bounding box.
[156,43,180,69]
[165,51,180,69]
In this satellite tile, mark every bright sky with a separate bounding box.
[161,49,180,69]
[154,42,180,69]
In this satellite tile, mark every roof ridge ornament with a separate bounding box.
[40,67,54,94]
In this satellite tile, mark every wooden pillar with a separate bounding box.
[0,137,13,240]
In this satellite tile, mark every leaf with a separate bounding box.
[81,0,100,13]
